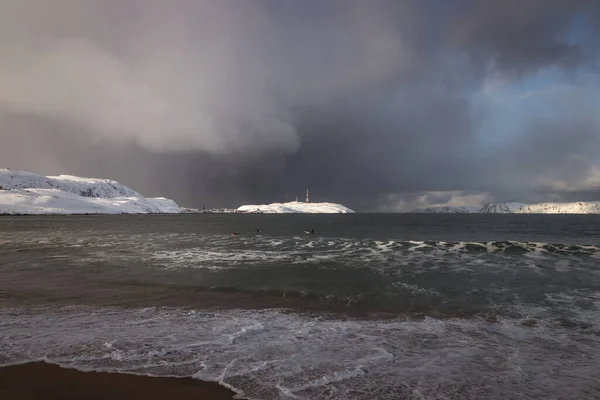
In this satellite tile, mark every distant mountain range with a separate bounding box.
[0,170,355,215]
[411,202,600,214]
[4,168,597,215]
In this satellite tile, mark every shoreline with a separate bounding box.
[0,212,188,216]
[0,362,237,400]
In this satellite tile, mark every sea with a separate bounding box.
[1,214,599,399]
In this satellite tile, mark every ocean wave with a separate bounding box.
[1,305,599,400]
[147,237,600,280]
[155,237,600,261]
[139,236,600,320]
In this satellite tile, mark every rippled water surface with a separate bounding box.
[1,214,599,399]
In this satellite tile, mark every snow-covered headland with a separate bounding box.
[237,201,354,214]
[0,169,183,215]
[411,201,600,214]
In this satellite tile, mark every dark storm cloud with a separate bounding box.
[0,0,599,210]
[452,0,600,74]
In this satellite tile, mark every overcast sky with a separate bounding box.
[1,0,599,211]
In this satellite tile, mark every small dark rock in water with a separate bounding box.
[412,313,426,321]
[521,319,537,327]
[555,317,578,329]
[485,315,500,323]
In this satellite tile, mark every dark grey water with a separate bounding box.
[1,214,600,399]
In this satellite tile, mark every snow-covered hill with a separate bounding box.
[237,201,354,214]
[0,169,141,198]
[482,202,600,214]
[411,201,600,214]
[0,169,182,215]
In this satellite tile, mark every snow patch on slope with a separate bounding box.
[412,201,600,214]
[486,201,600,214]
[146,197,182,214]
[237,201,354,214]
[0,169,182,215]
[479,202,528,213]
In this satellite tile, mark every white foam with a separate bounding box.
[227,323,265,345]
[152,248,291,270]
[1,305,599,400]
[392,282,439,295]
[156,237,598,277]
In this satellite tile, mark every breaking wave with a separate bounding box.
[3,217,600,399]
[1,303,599,400]
[147,237,600,274]
[137,235,600,321]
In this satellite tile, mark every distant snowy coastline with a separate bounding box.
[0,169,182,215]
[237,201,354,214]
[411,201,600,214]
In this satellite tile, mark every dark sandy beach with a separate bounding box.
[0,362,236,400]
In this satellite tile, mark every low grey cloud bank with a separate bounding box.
[1,0,598,210]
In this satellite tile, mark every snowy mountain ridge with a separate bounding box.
[411,201,600,214]
[0,169,141,198]
[0,169,182,215]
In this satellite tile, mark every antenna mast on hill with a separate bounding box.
[306,189,310,203]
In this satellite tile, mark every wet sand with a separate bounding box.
[0,362,236,400]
